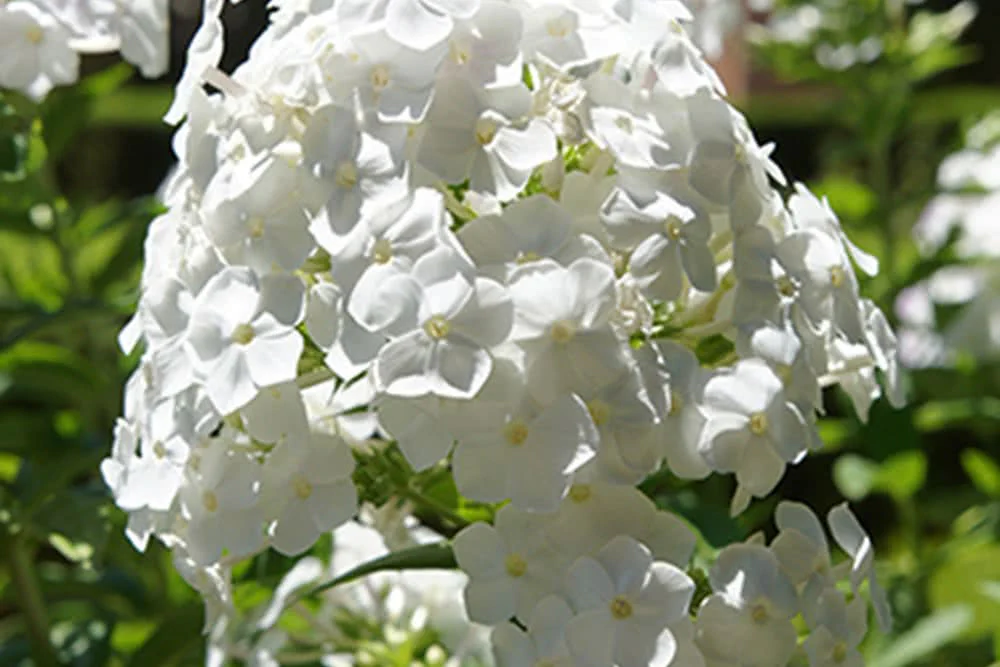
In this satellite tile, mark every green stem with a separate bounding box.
[4,533,59,667]
[398,486,471,530]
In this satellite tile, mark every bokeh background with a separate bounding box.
[2,0,999,665]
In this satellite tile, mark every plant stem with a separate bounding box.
[4,533,59,666]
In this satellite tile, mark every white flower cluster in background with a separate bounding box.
[203,504,494,667]
[896,111,1000,368]
[102,0,904,664]
[748,0,975,73]
[0,0,169,100]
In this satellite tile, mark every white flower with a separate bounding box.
[301,105,406,235]
[321,28,445,123]
[179,443,266,565]
[696,544,799,667]
[697,359,811,514]
[101,418,188,514]
[417,76,557,201]
[602,186,717,301]
[438,0,524,85]
[453,508,565,623]
[563,536,694,667]
[458,193,606,273]
[802,587,867,667]
[544,482,696,570]
[652,341,711,480]
[508,257,628,402]
[582,73,672,171]
[574,363,661,484]
[0,1,79,100]
[385,0,481,51]
[492,595,574,667]
[348,245,513,399]
[451,390,597,511]
[263,433,357,556]
[202,156,315,275]
[187,267,305,415]
[770,501,833,589]
[827,503,892,633]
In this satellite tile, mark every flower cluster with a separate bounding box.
[469,499,889,667]
[104,0,903,664]
[205,504,493,666]
[896,111,1000,368]
[0,0,169,100]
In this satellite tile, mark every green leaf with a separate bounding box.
[870,606,973,667]
[915,398,1000,431]
[812,175,877,220]
[929,544,1000,640]
[41,64,134,160]
[833,454,879,501]
[875,451,927,501]
[298,542,457,603]
[695,334,735,366]
[961,450,1000,499]
[125,602,204,667]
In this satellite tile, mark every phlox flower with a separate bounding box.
[186,267,305,415]
[348,245,513,399]
[563,536,695,667]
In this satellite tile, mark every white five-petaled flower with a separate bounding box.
[348,245,513,399]
[697,358,812,515]
[262,433,358,556]
[186,267,305,415]
[0,1,79,100]
[418,75,557,201]
[602,186,717,302]
[508,257,629,402]
[696,543,799,667]
[491,595,575,667]
[563,536,695,667]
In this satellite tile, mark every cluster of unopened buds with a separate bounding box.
[98,0,905,664]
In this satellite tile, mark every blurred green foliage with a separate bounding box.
[0,1,999,665]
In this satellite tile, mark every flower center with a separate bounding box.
[153,441,167,459]
[370,64,391,92]
[202,490,219,513]
[335,161,358,189]
[292,474,313,500]
[614,115,634,134]
[749,411,769,436]
[372,238,393,264]
[587,399,611,427]
[516,250,541,265]
[664,217,683,240]
[550,320,576,344]
[505,553,527,577]
[449,40,470,65]
[609,595,633,620]
[569,484,591,503]
[475,116,499,145]
[776,275,797,298]
[546,18,570,38]
[423,314,451,340]
[751,602,769,624]
[504,421,529,446]
[25,26,44,45]
[669,389,684,415]
[247,216,266,239]
[231,323,256,346]
[832,642,848,663]
[830,265,846,288]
